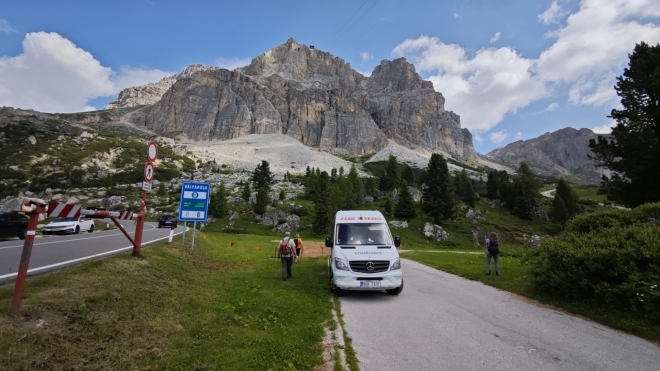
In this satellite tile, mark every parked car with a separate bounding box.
[42,216,94,235]
[158,215,178,228]
[0,212,29,240]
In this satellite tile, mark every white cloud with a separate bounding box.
[214,57,252,70]
[490,32,500,43]
[454,13,461,19]
[360,52,373,63]
[490,130,509,144]
[591,121,616,134]
[538,1,567,25]
[515,132,523,140]
[0,19,16,33]
[474,134,484,143]
[391,1,660,133]
[546,102,559,111]
[0,32,172,113]
[392,35,546,131]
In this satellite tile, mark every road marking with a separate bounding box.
[0,223,158,250]
[0,231,183,281]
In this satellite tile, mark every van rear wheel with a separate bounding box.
[386,280,404,295]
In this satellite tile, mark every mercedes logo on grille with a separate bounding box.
[366,262,375,271]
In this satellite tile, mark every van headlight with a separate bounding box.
[335,257,349,271]
[390,258,401,270]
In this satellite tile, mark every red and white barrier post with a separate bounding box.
[9,199,47,318]
[168,224,175,243]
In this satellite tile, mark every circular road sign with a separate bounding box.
[147,141,158,162]
[144,162,155,182]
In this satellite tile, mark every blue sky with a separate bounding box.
[1,0,659,154]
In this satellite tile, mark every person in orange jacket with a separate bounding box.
[294,233,303,262]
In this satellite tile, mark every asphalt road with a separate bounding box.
[0,221,185,284]
[339,259,660,371]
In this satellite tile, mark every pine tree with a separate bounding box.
[279,189,286,200]
[422,153,457,223]
[253,187,268,215]
[550,194,570,227]
[241,182,251,202]
[347,164,362,207]
[252,160,274,191]
[394,181,417,218]
[465,182,476,208]
[210,183,227,218]
[511,162,540,219]
[486,171,498,199]
[157,183,166,196]
[384,197,392,214]
[402,165,416,186]
[312,171,333,235]
[379,155,400,192]
[555,178,582,217]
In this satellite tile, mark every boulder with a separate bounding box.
[229,211,240,221]
[26,136,37,145]
[532,206,549,221]
[255,210,288,226]
[272,214,301,232]
[362,196,374,204]
[526,235,541,248]
[423,222,450,241]
[466,209,476,218]
[389,220,408,228]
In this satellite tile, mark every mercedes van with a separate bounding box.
[325,210,403,296]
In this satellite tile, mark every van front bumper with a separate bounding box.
[331,270,403,290]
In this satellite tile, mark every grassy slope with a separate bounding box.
[0,232,333,370]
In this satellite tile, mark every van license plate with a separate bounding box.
[359,281,381,288]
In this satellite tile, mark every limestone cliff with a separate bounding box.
[122,39,477,158]
[486,127,611,183]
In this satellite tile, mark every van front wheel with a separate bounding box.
[386,280,404,295]
[328,273,344,297]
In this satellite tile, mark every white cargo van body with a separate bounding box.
[327,210,403,295]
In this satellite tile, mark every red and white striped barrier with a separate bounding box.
[118,211,133,220]
[47,202,81,218]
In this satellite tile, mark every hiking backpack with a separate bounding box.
[488,240,500,255]
[280,238,291,255]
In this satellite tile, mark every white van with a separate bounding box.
[325,210,403,296]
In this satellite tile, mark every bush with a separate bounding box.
[530,225,660,316]
[564,209,637,233]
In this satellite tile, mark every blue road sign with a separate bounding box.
[178,182,210,222]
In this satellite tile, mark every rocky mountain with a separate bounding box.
[486,127,611,183]
[112,39,476,159]
[105,64,220,109]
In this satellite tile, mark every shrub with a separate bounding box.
[564,208,637,233]
[530,225,660,316]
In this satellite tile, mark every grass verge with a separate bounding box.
[0,232,333,370]
[401,250,660,343]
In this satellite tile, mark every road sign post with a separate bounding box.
[134,142,157,256]
[178,182,210,249]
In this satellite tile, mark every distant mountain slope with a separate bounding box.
[486,127,611,183]
[110,38,477,160]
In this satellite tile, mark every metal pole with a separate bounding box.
[133,190,147,256]
[182,222,186,247]
[191,222,197,250]
[9,201,46,317]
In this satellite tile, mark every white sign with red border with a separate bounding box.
[144,162,155,183]
[147,141,158,162]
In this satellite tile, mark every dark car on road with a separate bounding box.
[158,215,178,228]
[0,212,29,240]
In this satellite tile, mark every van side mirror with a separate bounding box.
[325,237,333,248]
[394,236,401,248]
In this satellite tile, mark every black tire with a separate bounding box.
[158,224,162,228]
[18,228,27,240]
[386,280,404,295]
[74,226,80,234]
[88,224,94,233]
[328,272,344,297]
[174,223,177,228]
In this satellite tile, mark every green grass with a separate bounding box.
[0,232,333,370]
[402,249,660,343]
[573,184,608,203]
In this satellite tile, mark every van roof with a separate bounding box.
[335,210,386,223]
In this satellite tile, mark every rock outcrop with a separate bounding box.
[486,127,611,183]
[120,39,476,159]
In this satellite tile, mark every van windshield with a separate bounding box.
[335,223,392,245]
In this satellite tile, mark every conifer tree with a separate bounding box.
[511,162,540,219]
[402,165,416,186]
[384,197,392,214]
[241,182,251,202]
[279,189,286,200]
[394,180,417,218]
[347,164,362,207]
[157,183,166,196]
[312,171,333,234]
[550,194,570,227]
[555,178,582,217]
[210,182,227,218]
[422,153,457,223]
[252,160,274,191]
[486,171,498,199]
[379,155,400,192]
[253,187,268,215]
[465,182,477,208]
